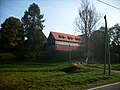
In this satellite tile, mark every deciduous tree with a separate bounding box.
[74,0,102,58]
[109,24,120,63]
[109,23,120,46]
[0,17,23,52]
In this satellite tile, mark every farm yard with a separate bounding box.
[0,0,120,90]
[0,61,120,90]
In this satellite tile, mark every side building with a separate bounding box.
[47,31,85,51]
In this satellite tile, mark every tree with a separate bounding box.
[109,24,120,63]
[109,23,120,46]
[74,0,102,58]
[0,17,23,52]
[21,3,45,58]
[99,24,120,63]
[90,30,105,63]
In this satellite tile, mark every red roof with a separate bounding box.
[50,31,80,43]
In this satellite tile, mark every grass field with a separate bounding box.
[0,61,120,90]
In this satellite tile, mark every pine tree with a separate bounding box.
[21,3,45,58]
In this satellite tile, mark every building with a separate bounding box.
[47,31,85,51]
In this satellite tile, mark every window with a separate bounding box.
[58,35,62,38]
[67,36,70,39]
[71,37,73,40]
[75,38,78,40]
[58,35,66,39]
[62,35,65,39]
[75,38,80,41]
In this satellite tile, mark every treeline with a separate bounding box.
[89,24,120,64]
[0,3,46,61]
[0,3,120,64]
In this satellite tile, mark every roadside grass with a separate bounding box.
[0,61,120,90]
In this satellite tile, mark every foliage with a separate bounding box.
[111,50,120,63]
[109,24,120,63]
[48,51,85,61]
[98,24,120,64]
[0,62,120,90]
[21,3,45,58]
[0,17,23,52]
[90,30,105,63]
[109,23,120,46]
[0,53,16,60]
[0,53,16,64]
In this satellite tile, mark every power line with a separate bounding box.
[97,0,120,11]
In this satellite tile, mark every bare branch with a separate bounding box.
[75,0,102,37]
[74,0,102,58]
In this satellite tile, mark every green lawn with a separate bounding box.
[0,61,120,90]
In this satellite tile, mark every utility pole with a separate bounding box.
[104,15,111,75]
[108,36,111,75]
[104,15,107,75]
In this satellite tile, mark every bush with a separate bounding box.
[0,53,16,63]
[47,51,85,61]
[48,51,69,60]
[111,53,120,64]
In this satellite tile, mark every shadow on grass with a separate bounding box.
[62,65,92,74]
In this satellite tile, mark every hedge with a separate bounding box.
[0,53,16,63]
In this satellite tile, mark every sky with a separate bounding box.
[0,0,120,37]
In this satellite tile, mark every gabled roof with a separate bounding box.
[49,31,80,43]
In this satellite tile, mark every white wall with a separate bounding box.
[55,41,79,46]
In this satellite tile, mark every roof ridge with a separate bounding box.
[51,31,79,37]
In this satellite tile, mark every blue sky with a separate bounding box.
[0,0,120,37]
